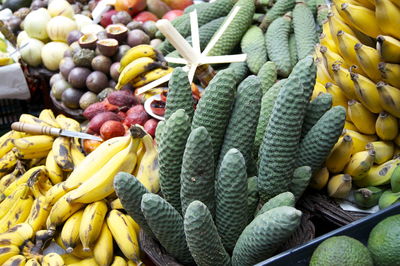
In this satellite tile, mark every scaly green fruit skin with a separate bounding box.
[289,55,317,102]
[289,33,298,67]
[293,2,318,60]
[180,127,215,216]
[317,4,329,30]
[247,176,259,224]
[218,76,262,173]
[186,17,226,51]
[301,93,333,138]
[253,79,286,159]
[296,106,346,172]
[141,194,194,265]
[260,0,296,30]
[159,110,191,212]
[208,0,255,56]
[229,62,249,85]
[113,172,154,237]
[241,25,268,74]
[232,206,302,266]
[265,15,292,78]
[258,77,307,201]
[184,2,208,14]
[164,68,194,122]
[164,50,181,68]
[215,149,248,253]
[258,61,277,94]
[290,166,312,201]
[155,120,165,143]
[257,192,295,217]
[184,201,231,266]
[191,68,236,162]
[304,0,317,15]
[158,0,235,54]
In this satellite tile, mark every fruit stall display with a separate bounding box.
[0,0,399,265]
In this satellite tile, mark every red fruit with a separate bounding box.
[161,0,192,10]
[133,11,158,22]
[107,90,139,108]
[124,105,150,127]
[101,9,118,27]
[118,111,127,119]
[83,101,119,120]
[126,104,146,116]
[143,118,158,137]
[115,0,146,16]
[83,139,103,154]
[100,120,126,140]
[162,9,184,21]
[88,112,123,134]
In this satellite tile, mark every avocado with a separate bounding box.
[2,0,32,12]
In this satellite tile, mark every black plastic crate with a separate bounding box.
[256,203,400,266]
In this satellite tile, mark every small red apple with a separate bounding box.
[162,9,184,21]
[144,118,158,137]
[133,11,158,22]
[100,9,118,27]
[161,0,193,10]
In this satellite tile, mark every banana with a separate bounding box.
[63,135,131,191]
[0,184,29,219]
[395,133,400,147]
[26,196,50,232]
[106,210,140,263]
[336,30,361,68]
[135,134,159,193]
[350,72,383,114]
[320,45,348,76]
[326,135,353,173]
[13,135,54,153]
[61,209,84,253]
[93,223,113,266]
[116,57,158,90]
[2,254,26,265]
[52,137,74,172]
[70,141,85,168]
[14,148,49,160]
[353,0,375,9]
[66,128,144,204]
[0,193,34,233]
[366,141,395,164]
[355,157,400,187]
[45,150,63,185]
[377,35,400,64]
[311,82,328,100]
[321,20,340,54]
[43,182,66,207]
[354,187,384,209]
[344,149,376,180]
[327,174,352,199]
[110,198,123,210]
[0,150,17,177]
[342,129,377,154]
[309,167,330,190]
[3,166,47,197]
[375,0,400,39]
[79,200,108,251]
[133,140,144,176]
[315,57,334,85]
[55,114,81,132]
[0,130,21,158]
[375,112,399,140]
[344,121,358,131]
[25,258,41,266]
[61,253,81,264]
[354,43,381,82]
[0,169,18,194]
[28,168,53,198]
[42,252,64,266]
[39,109,60,128]
[348,100,377,135]
[325,82,349,109]
[19,114,51,127]
[127,260,142,266]
[331,63,357,100]
[132,67,173,88]
[69,257,99,266]
[378,62,400,88]
[391,163,400,192]
[55,232,93,259]
[378,190,400,209]
[0,223,33,246]
[327,10,355,47]
[46,191,84,231]
[0,245,21,265]
[376,81,400,118]
[124,214,139,235]
[340,3,381,38]
[111,256,127,266]
[119,44,158,72]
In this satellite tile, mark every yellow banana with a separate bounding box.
[2,254,26,265]
[0,245,21,265]
[375,112,399,140]
[327,174,352,199]
[25,258,40,266]
[355,157,400,187]
[366,141,395,164]
[67,129,144,204]
[326,135,353,173]
[395,133,400,147]
[124,214,140,235]
[55,114,81,132]
[311,82,327,101]
[119,44,158,72]
[376,81,400,118]
[60,253,81,264]
[14,148,49,160]
[116,57,157,90]
[136,134,159,193]
[327,10,354,47]
[26,196,50,232]
[336,30,361,67]
[377,35,400,64]
[19,114,51,127]
[378,62,400,88]
[375,0,400,39]
[321,20,340,54]
[340,3,381,38]
[0,223,33,246]
[38,109,60,128]
[93,223,114,266]
[348,100,377,135]
[70,141,85,168]
[133,140,144,176]
[331,63,357,100]
[45,150,63,185]
[52,136,74,172]
[344,121,358,131]
[325,82,349,109]
[0,169,18,194]
[3,166,47,197]
[46,191,84,231]
[353,0,375,9]
[0,130,21,158]
[42,253,64,266]
[43,182,66,207]
[320,45,348,76]
[55,232,93,259]
[342,129,378,154]
[111,256,127,266]
[28,167,53,198]
[110,198,123,210]
[13,135,54,153]
[106,210,140,263]
[0,193,34,233]
[354,43,381,82]
[28,157,46,169]
[79,200,108,251]
[61,209,84,253]
[132,67,173,88]
[344,150,375,180]
[315,58,333,87]
[350,72,383,114]
[0,184,29,219]
[0,150,17,177]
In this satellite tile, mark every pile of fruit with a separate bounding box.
[311,0,400,209]
[0,109,159,265]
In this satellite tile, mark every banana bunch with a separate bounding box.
[311,0,400,208]
[116,44,172,90]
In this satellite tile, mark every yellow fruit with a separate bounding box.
[344,150,375,180]
[331,63,357,100]
[366,141,395,164]
[355,157,400,187]
[340,3,381,38]
[375,112,399,140]
[312,82,328,101]
[350,72,383,114]
[377,35,400,64]
[325,82,349,109]
[376,81,400,118]
[354,43,381,82]
[342,129,378,154]
[348,100,377,135]
[327,174,352,199]
[309,167,329,190]
[378,62,400,88]
[326,135,353,173]
[375,0,400,39]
